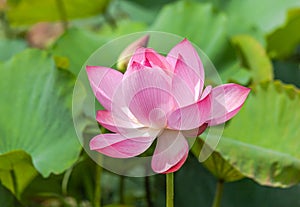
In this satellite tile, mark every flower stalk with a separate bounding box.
[94,161,102,207]
[212,179,224,207]
[166,173,174,207]
[119,175,125,204]
[0,11,12,38]
[55,0,68,30]
[145,176,153,207]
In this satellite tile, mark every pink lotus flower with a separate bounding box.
[86,39,250,174]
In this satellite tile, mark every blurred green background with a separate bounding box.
[0,0,300,206]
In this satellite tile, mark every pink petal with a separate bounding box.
[124,61,152,78]
[86,66,123,111]
[96,110,143,131]
[171,73,195,107]
[167,38,204,91]
[125,48,172,77]
[151,130,189,173]
[90,133,155,158]
[111,68,176,128]
[208,83,251,126]
[96,110,119,132]
[144,48,170,69]
[182,123,208,138]
[128,47,151,67]
[128,87,175,128]
[167,88,211,130]
[163,151,189,174]
[96,110,162,138]
[200,85,212,100]
[173,55,204,100]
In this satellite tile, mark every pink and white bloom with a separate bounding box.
[86,38,250,174]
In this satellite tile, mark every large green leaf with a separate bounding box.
[0,50,81,181]
[51,24,151,76]
[207,81,300,187]
[192,139,244,183]
[112,0,159,25]
[127,0,175,9]
[267,9,300,59]
[0,39,27,62]
[154,155,300,207]
[0,151,37,198]
[51,28,108,75]
[151,1,235,71]
[231,35,273,84]
[6,0,110,26]
[194,0,300,44]
[218,64,251,85]
[223,0,300,37]
[98,20,147,39]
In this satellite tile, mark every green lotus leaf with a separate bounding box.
[166,155,300,207]
[0,39,27,62]
[0,150,37,198]
[126,0,173,9]
[6,0,110,26]
[51,28,108,75]
[0,49,81,190]
[204,81,300,187]
[151,1,236,71]
[267,9,300,59]
[231,35,273,84]
[98,20,147,39]
[51,23,150,76]
[218,64,251,85]
[223,0,300,39]
[114,0,158,25]
[192,139,244,183]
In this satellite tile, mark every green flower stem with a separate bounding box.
[55,0,68,30]
[94,162,102,207]
[119,175,125,204]
[212,180,224,207]
[166,173,174,207]
[145,176,153,207]
[62,167,73,196]
[0,11,12,38]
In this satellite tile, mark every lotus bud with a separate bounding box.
[117,34,149,72]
